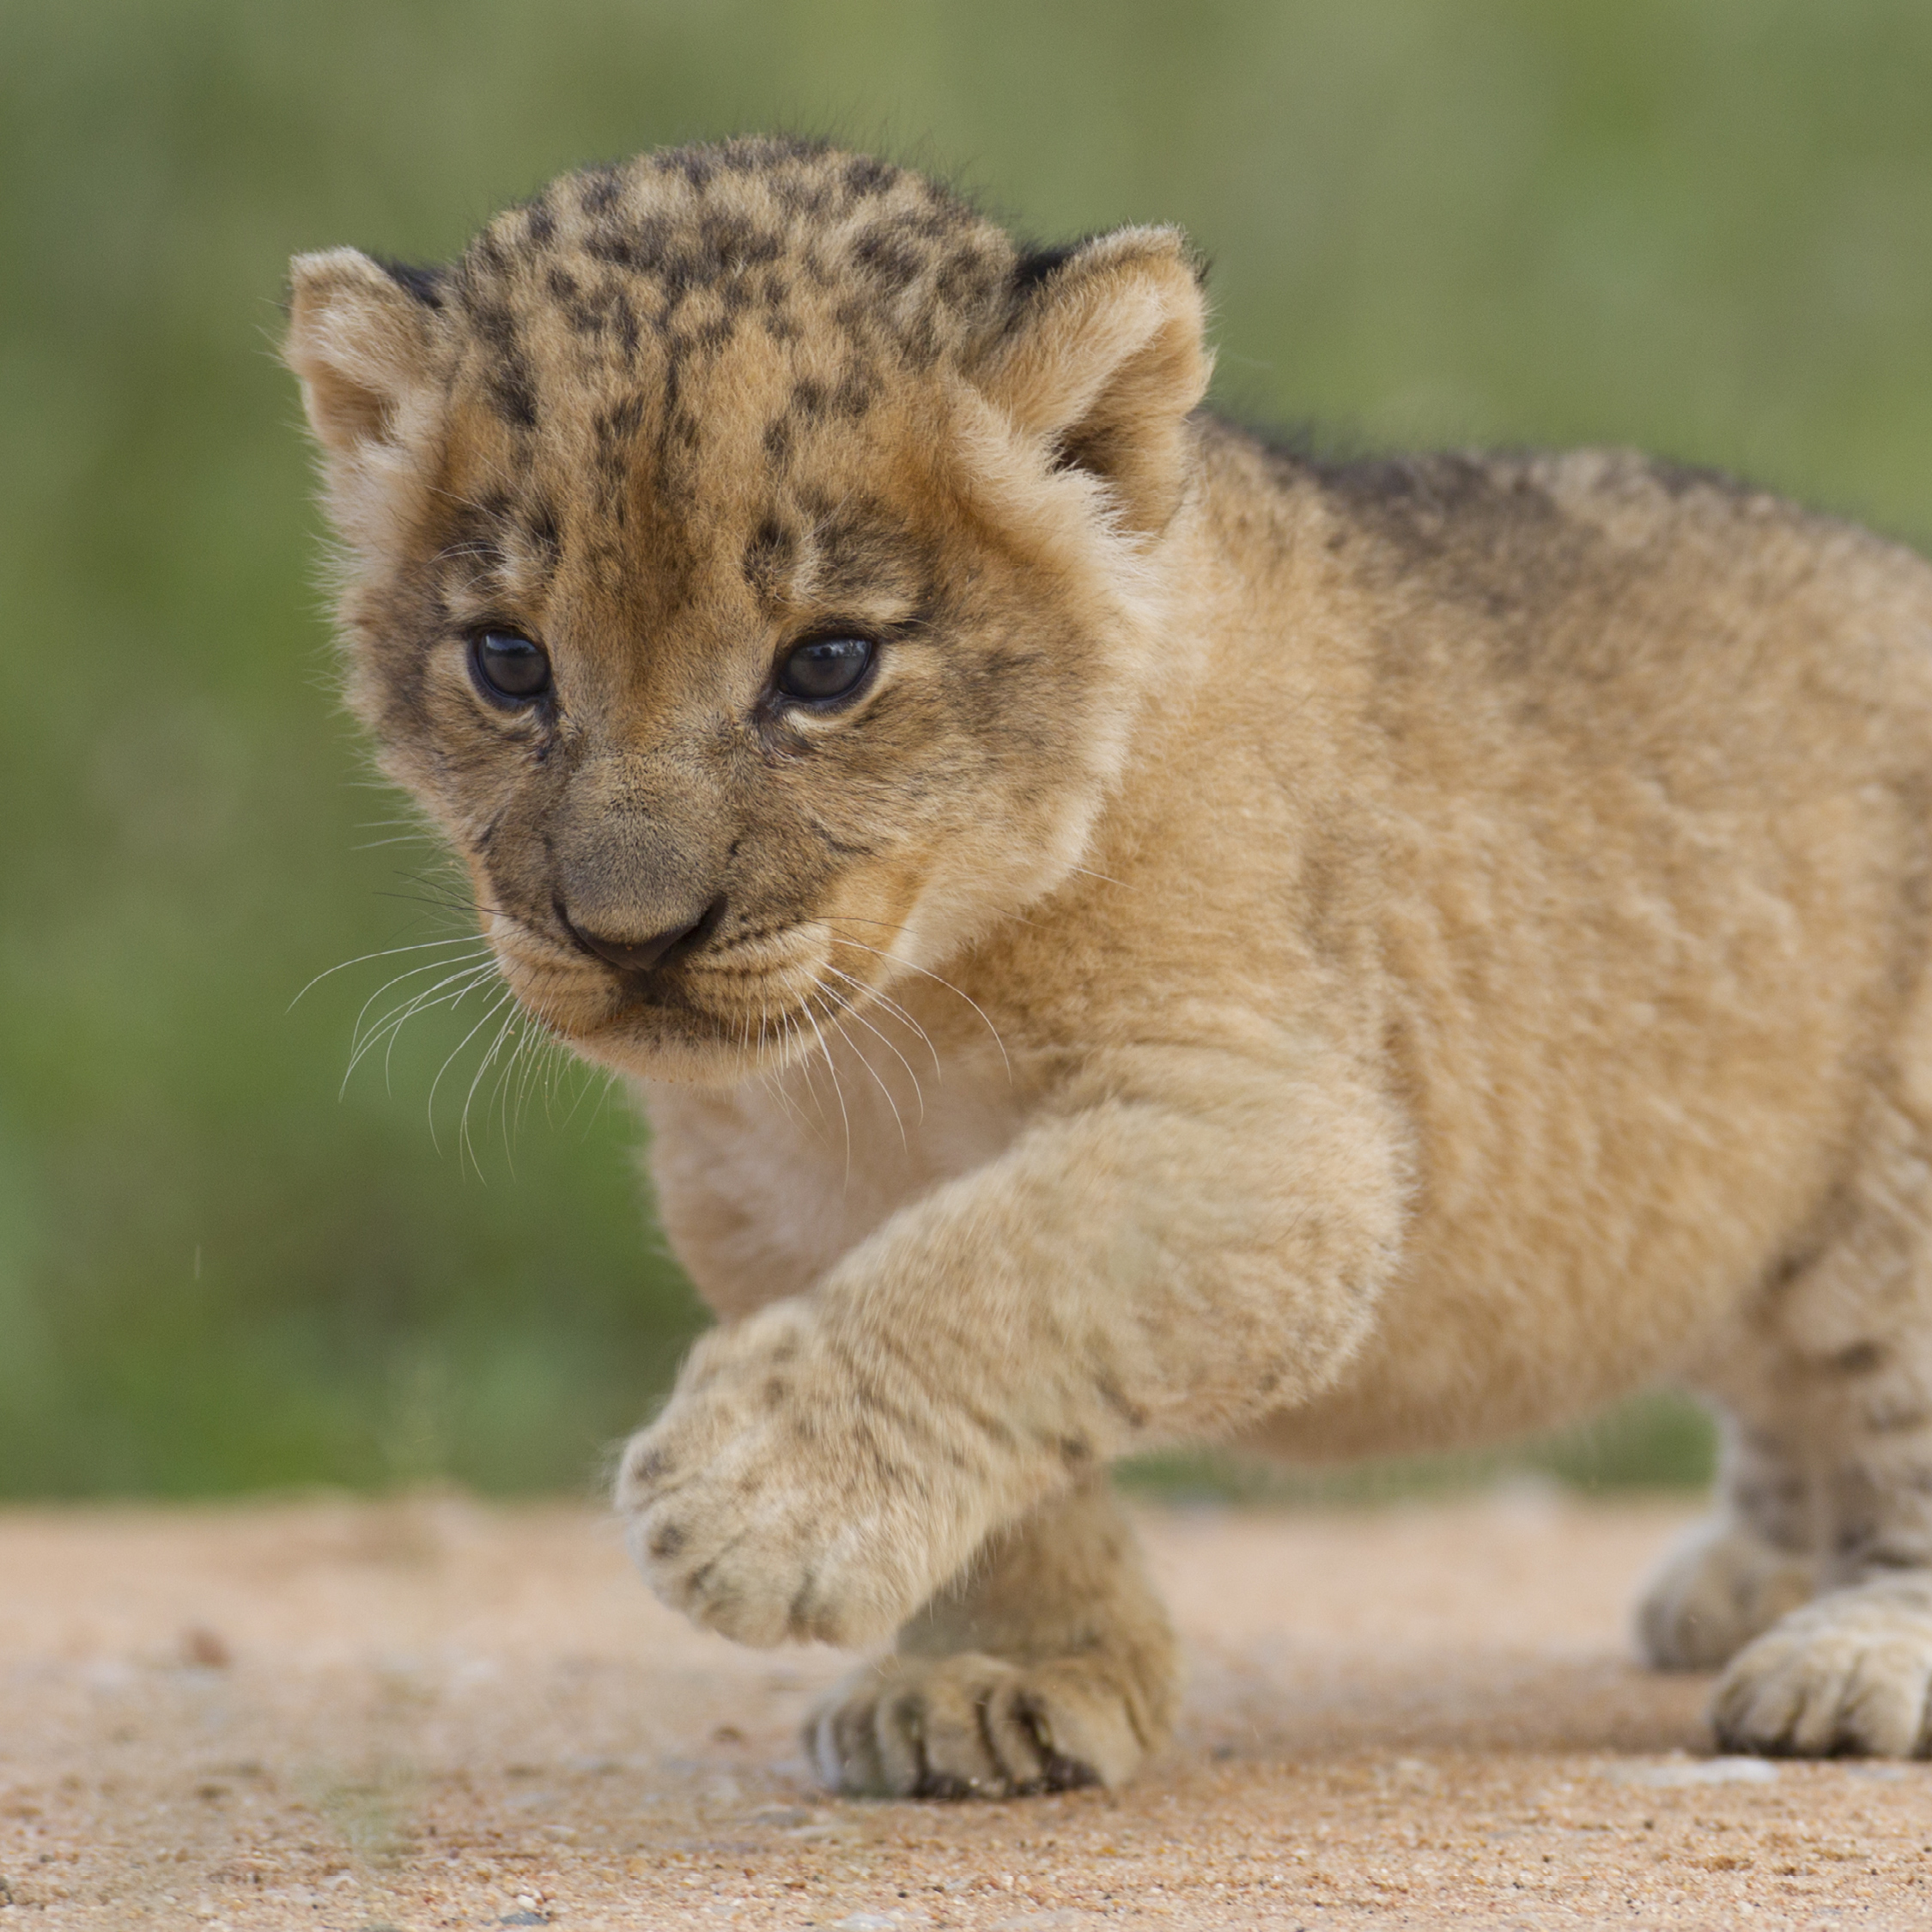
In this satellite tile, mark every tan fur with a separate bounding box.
[287,137,1932,1790]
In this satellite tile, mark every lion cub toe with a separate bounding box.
[1636,1516,1818,1672]
[806,1650,1156,1799]
[1712,1575,1932,1758]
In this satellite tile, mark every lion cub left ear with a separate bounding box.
[974,227,1212,538]
[283,248,445,548]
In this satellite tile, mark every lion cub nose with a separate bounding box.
[562,900,719,975]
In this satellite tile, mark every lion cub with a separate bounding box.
[286,137,1932,1792]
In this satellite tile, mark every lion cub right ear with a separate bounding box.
[283,249,443,548]
[972,227,1212,540]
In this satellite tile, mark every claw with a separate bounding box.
[804,1650,1146,1800]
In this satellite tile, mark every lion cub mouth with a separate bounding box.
[486,909,858,1075]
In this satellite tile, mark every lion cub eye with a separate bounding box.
[776,635,873,704]
[471,630,552,703]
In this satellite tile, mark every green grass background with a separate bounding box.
[5,0,1931,1500]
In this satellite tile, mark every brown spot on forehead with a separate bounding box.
[844,152,896,197]
[742,516,798,605]
[805,495,926,608]
[449,279,542,430]
[428,477,567,605]
[521,192,557,248]
[738,489,930,617]
[526,496,563,571]
[850,225,924,295]
[578,165,623,216]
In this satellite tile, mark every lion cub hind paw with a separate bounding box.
[1712,1576,1932,1758]
[806,1652,1149,1800]
[1636,1516,1818,1672]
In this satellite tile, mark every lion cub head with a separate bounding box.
[285,139,1209,1083]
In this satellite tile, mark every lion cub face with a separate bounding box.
[286,141,1208,1082]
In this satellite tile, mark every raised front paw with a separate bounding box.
[614,1300,1004,1649]
[1712,1574,1932,1757]
[805,1650,1157,1798]
[1636,1516,1818,1672]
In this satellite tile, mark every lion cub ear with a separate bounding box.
[974,227,1212,538]
[283,249,444,544]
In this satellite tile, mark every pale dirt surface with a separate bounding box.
[4,1492,1931,1931]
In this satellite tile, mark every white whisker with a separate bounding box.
[807,922,1012,1081]
[349,948,494,1049]
[817,980,925,1128]
[341,959,501,1097]
[818,960,943,1083]
[796,998,854,1185]
[459,995,525,1180]
[811,988,908,1151]
[425,985,518,1156]
[290,934,485,1010]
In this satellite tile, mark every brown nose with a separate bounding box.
[559,898,720,975]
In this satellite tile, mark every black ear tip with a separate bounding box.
[372,256,447,311]
[1010,228,1210,302]
[1011,241,1082,296]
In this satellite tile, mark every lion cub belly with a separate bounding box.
[1239,1273,1713,1465]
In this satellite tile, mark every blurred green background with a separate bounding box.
[5,0,1931,1501]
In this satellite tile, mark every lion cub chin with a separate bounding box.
[287,137,1932,1792]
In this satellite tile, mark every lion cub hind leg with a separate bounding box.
[806,1474,1176,1798]
[1714,1576,1932,1757]
[1638,1516,1819,1672]
[1637,1423,1819,1671]
[1705,1114,1932,1756]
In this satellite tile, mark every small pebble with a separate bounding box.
[179,1626,231,1668]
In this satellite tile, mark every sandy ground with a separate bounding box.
[3,1492,1931,1930]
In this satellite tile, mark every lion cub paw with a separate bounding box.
[806,1652,1153,1799]
[615,1301,978,1649]
[1636,1516,1818,1671]
[1712,1575,1932,1757]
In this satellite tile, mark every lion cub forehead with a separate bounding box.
[409,141,1028,609]
[443,139,1019,428]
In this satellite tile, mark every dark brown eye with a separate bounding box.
[776,635,873,704]
[471,630,551,703]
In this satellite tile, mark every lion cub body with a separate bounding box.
[658,430,1932,1464]
[288,140,1932,1789]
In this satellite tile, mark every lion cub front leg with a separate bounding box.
[807,1473,1176,1798]
[619,1071,1403,1656]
